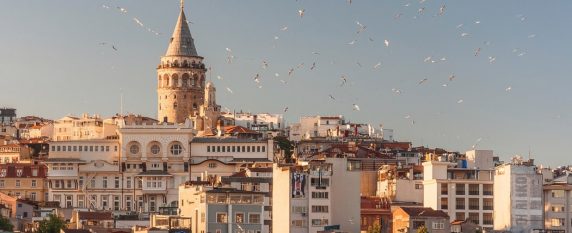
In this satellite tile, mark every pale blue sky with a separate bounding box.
[1,1,571,166]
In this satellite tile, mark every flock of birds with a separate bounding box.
[94,0,540,151]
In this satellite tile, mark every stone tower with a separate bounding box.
[157,1,206,123]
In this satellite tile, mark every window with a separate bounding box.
[469,198,479,210]
[30,192,37,201]
[311,218,328,226]
[483,213,493,225]
[15,180,20,187]
[249,213,260,224]
[256,146,261,152]
[79,146,82,152]
[235,213,244,223]
[311,192,329,199]
[126,177,132,189]
[114,196,120,211]
[79,176,84,188]
[432,222,444,229]
[291,220,306,227]
[483,198,493,210]
[170,144,182,155]
[310,178,329,187]
[78,195,85,208]
[207,146,210,152]
[208,163,217,168]
[456,184,465,195]
[67,180,72,188]
[115,177,120,188]
[311,205,329,213]
[440,198,448,210]
[151,145,160,155]
[469,212,479,225]
[552,190,565,198]
[125,196,132,211]
[103,177,108,188]
[469,184,479,195]
[456,212,465,222]
[216,213,228,223]
[0,180,3,188]
[415,184,423,189]
[483,184,493,195]
[552,205,565,212]
[456,198,465,210]
[102,196,109,208]
[551,218,564,227]
[130,144,139,154]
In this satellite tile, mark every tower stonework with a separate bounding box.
[157,3,206,123]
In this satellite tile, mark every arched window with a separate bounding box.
[173,102,178,108]
[170,142,183,156]
[182,73,190,87]
[182,60,188,68]
[173,60,179,67]
[172,74,179,87]
[193,103,197,109]
[192,74,198,86]
[163,74,170,87]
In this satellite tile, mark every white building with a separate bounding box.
[227,112,284,131]
[493,158,542,233]
[289,115,345,141]
[272,157,360,233]
[189,137,274,182]
[543,174,572,232]
[423,150,495,229]
[377,165,424,204]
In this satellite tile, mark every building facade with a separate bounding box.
[0,163,47,202]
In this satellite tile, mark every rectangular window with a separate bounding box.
[469,198,479,210]
[456,212,465,222]
[207,146,210,152]
[232,146,236,152]
[415,184,423,189]
[102,196,109,208]
[16,180,20,187]
[483,198,493,210]
[216,213,227,223]
[256,146,261,152]
[106,146,110,152]
[311,205,329,213]
[103,177,108,188]
[456,184,465,195]
[227,146,230,152]
[235,213,244,223]
[73,146,77,151]
[483,213,493,225]
[114,196,120,211]
[311,192,329,199]
[441,198,448,210]
[222,146,226,152]
[469,212,479,225]
[552,190,565,198]
[125,196,132,211]
[67,180,72,189]
[79,146,83,152]
[249,213,260,224]
[311,218,328,226]
[552,205,565,212]
[89,146,93,152]
[115,177,120,188]
[242,146,245,152]
[247,146,251,152]
[30,192,37,201]
[456,198,465,210]
[77,195,85,208]
[262,146,265,152]
[469,184,479,195]
[31,180,37,187]
[310,178,330,187]
[432,222,444,229]
[0,180,4,188]
[483,184,493,195]
[90,179,96,188]
[126,177,132,189]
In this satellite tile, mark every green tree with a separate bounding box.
[0,215,14,232]
[367,223,381,233]
[37,214,66,233]
[274,136,294,163]
[416,225,428,233]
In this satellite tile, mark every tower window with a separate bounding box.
[174,102,178,108]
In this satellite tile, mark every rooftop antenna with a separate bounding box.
[528,145,531,161]
[180,0,184,9]
[120,88,124,116]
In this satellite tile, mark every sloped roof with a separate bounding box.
[165,6,198,56]
[77,211,113,220]
[399,207,449,218]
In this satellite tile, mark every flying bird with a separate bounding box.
[253,73,260,83]
[457,99,464,104]
[112,45,118,51]
[347,40,357,45]
[310,62,316,70]
[461,32,470,37]
[439,5,446,16]
[225,47,232,53]
[328,95,336,101]
[226,87,233,94]
[418,78,428,85]
[392,88,402,94]
[217,75,223,80]
[340,75,348,86]
[352,104,360,111]
[283,107,289,112]
[288,68,294,76]
[384,39,390,47]
[474,48,481,56]
[373,62,382,69]
[298,9,305,18]
[280,26,288,31]
[505,86,512,92]
[448,74,456,81]
[488,56,496,63]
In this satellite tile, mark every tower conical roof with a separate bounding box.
[165,5,198,57]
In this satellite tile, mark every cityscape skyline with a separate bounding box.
[1,0,571,166]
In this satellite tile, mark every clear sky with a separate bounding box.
[1,0,571,166]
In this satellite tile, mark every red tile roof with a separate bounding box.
[0,163,47,178]
[77,211,113,220]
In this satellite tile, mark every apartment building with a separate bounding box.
[0,163,47,202]
[289,115,345,141]
[392,207,449,233]
[273,157,360,233]
[493,158,543,232]
[377,165,424,204]
[423,150,495,229]
[543,174,572,231]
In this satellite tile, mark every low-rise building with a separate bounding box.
[360,196,391,233]
[543,174,572,232]
[0,163,48,202]
[392,207,449,233]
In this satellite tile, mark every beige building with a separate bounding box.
[377,165,424,204]
[0,163,48,202]
[272,157,361,233]
[423,150,495,229]
[289,115,345,141]
[493,158,543,233]
[543,174,572,232]
[53,114,107,141]
[392,207,450,233]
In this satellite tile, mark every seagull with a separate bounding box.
[262,60,268,69]
[369,37,375,42]
[347,0,352,4]
[424,56,432,63]
[528,34,536,39]
[471,137,482,149]
[448,74,456,81]
[340,75,348,86]
[457,99,464,104]
[226,87,233,94]
[384,39,390,47]
[280,26,288,31]
[418,7,425,15]
[280,79,287,84]
[274,73,280,77]
[373,62,382,69]
[102,4,110,9]
[439,4,446,16]
[298,9,305,18]
[442,84,448,87]
[310,62,316,70]
[356,61,362,68]
[112,45,118,51]
[217,75,223,80]
[328,94,336,101]
[117,7,127,14]
[288,68,294,76]
[391,88,402,94]
[456,24,464,29]
[356,21,367,34]
[404,114,411,119]
[312,51,320,55]
[474,48,481,56]
[283,107,289,112]
[347,40,357,45]
[352,104,360,111]
[474,20,481,24]
[505,86,512,92]
[418,78,428,85]
[253,73,260,83]
[404,3,411,7]
[440,57,447,62]
[274,36,279,40]
[225,47,232,53]
[461,32,470,37]
[488,56,496,63]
